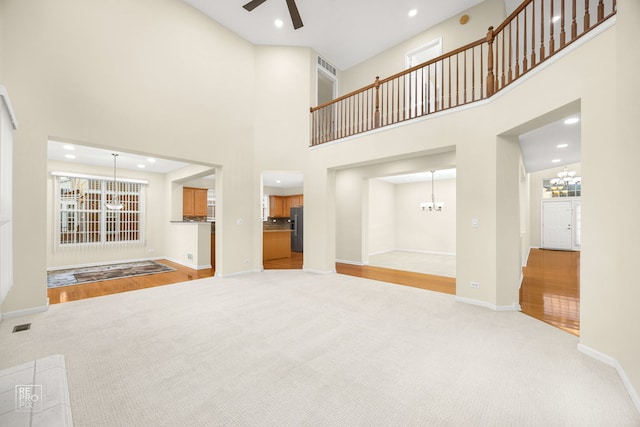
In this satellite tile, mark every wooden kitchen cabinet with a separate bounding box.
[183,187,208,217]
[268,194,303,218]
[263,230,292,261]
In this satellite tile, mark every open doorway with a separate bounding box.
[262,171,304,270]
[367,169,456,278]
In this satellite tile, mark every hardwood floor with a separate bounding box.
[520,249,580,336]
[336,263,456,295]
[263,251,303,269]
[48,260,214,304]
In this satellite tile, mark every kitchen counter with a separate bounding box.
[263,230,291,261]
[263,229,292,233]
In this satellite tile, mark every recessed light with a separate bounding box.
[557,143,569,148]
[63,144,75,151]
[276,180,281,183]
[564,117,580,125]
[552,15,561,23]
[274,19,284,28]
[65,154,76,159]
[137,164,146,169]
[147,158,156,163]
[552,159,561,163]
[408,9,418,18]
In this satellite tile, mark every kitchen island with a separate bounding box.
[263,229,292,261]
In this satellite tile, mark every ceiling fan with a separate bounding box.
[242,0,304,30]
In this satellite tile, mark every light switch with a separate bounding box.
[237,218,243,225]
[472,218,479,228]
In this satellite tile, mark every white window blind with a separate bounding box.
[53,173,146,248]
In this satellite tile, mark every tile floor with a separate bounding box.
[0,354,73,426]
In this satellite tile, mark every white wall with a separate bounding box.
[395,178,456,254]
[46,160,167,269]
[165,222,211,270]
[368,179,395,254]
[341,0,506,91]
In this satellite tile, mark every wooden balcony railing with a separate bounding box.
[310,0,616,146]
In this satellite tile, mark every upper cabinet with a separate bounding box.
[183,187,208,217]
[269,194,303,218]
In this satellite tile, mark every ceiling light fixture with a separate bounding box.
[420,170,444,212]
[64,154,76,159]
[557,143,569,148]
[137,164,146,169]
[147,158,156,163]
[552,159,561,163]
[105,153,124,210]
[408,9,418,18]
[547,166,581,194]
[564,117,580,125]
[63,144,75,151]
[274,18,284,28]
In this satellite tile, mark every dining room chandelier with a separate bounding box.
[420,170,444,212]
[549,166,581,191]
[105,153,124,210]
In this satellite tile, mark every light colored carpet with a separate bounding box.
[369,250,456,277]
[1,271,638,426]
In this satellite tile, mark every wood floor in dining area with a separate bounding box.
[520,249,580,336]
[48,260,214,304]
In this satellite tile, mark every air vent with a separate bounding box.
[12,323,31,333]
[317,56,337,76]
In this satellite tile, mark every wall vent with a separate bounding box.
[12,323,31,333]
[317,56,337,76]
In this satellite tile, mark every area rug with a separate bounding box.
[47,261,176,288]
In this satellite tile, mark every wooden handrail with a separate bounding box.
[310,0,617,146]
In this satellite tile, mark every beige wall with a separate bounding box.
[340,0,506,92]
[0,0,257,313]
[368,179,395,255]
[395,178,456,254]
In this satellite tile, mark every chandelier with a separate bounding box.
[420,170,444,212]
[105,153,124,210]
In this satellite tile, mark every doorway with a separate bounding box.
[262,171,304,270]
[541,199,581,250]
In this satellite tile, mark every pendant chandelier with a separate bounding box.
[105,153,124,210]
[420,170,444,212]
[549,167,581,191]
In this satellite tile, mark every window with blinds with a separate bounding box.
[55,174,145,246]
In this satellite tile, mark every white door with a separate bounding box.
[542,201,573,250]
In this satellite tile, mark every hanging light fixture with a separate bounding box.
[420,170,444,212]
[105,153,124,210]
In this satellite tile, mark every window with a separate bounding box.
[53,173,146,246]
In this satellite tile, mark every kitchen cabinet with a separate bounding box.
[183,187,208,217]
[268,194,303,218]
[263,230,292,261]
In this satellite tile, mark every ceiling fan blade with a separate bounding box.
[243,0,268,12]
[286,0,304,29]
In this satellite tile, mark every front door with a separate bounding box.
[542,201,573,250]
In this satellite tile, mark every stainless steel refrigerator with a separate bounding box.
[290,207,303,252]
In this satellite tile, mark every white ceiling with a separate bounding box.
[47,140,193,175]
[184,0,485,70]
[519,114,581,173]
[263,172,304,188]
[377,168,456,184]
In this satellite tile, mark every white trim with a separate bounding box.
[196,264,212,270]
[578,344,640,415]
[455,296,520,312]
[0,303,49,321]
[310,17,616,150]
[303,268,336,275]
[0,85,18,129]
[47,257,164,271]
[50,171,149,185]
[369,248,456,257]
[216,269,262,278]
[335,259,364,266]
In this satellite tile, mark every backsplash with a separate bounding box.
[264,217,291,230]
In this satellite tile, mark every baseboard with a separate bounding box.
[217,269,261,278]
[303,268,336,275]
[48,257,163,271]
[1,303,49,321]
[196,264,212,270]
[369,249,456,257]
[455,296,519,312]
[165,257,197,270]
[335,259,364,266]
[578,343,640,415]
